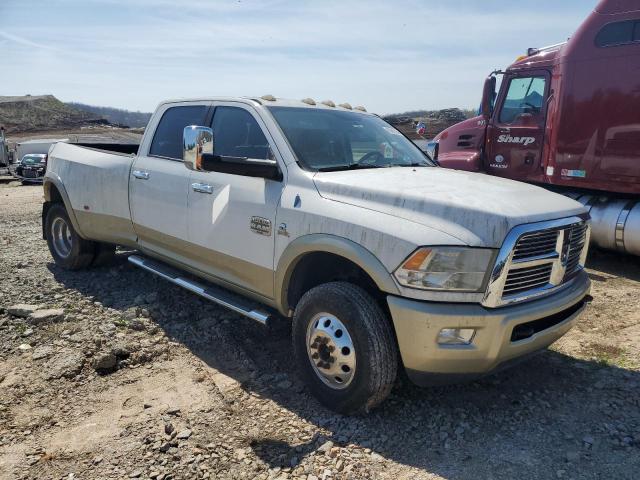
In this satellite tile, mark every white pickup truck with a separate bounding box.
[43,96,591,414]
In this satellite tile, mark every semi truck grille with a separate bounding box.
[483,217,591,307]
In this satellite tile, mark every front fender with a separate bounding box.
[275,233,401,315]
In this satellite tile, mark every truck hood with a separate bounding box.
[313,167,587,248]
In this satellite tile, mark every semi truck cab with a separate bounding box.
[431,0,640,256]
[433,0,640,195]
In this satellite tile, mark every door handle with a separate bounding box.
[132,170,150,180]
[192,182,213,194]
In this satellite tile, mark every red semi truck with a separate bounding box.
[429,0,640,256]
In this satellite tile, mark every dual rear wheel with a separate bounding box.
[45,203,115,270]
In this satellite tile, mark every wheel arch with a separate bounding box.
[42,176,85,239]
[275,234,400,316]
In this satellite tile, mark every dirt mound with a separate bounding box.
[0,95,104,133]
[384,108,471,140]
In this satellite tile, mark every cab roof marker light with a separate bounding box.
[321,100,336,107]
[354,105,367,112]
[261,94,276,101]
[338,102,352,110]
[301,98,316,106]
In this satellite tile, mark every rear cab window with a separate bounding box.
[595,19,640,47]
[149,105,208,160]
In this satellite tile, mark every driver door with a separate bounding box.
[186,103,285,300]
[485,72,549,181]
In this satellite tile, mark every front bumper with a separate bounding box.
[388,270,591,386]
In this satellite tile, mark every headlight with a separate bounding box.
[394,247,495,292]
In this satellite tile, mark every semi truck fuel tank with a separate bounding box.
[566,193,640,256]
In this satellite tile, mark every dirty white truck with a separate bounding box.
[43,96,592,414]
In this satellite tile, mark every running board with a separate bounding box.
[127,254,272,325]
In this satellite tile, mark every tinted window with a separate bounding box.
[634,21,640,41]
[499,76,546,124]
[211,107,270,160]
[268,107,432,171]
[595,20,636,47]
[150,105,208,159]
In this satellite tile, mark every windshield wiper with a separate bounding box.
[395,162,430,167]
[317,163,384,172]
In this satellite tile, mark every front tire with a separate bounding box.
[45,203,95,270]
[292,282,398,414]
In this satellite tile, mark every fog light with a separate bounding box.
[438,328,476,345]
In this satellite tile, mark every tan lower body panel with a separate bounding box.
[74,210,137,248]
[133,224,275,303]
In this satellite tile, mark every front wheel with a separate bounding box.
[45,203,95,270]
[292,282,398,414]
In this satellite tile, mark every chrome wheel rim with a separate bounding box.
[306,312,356,390]
[51,217,73,258]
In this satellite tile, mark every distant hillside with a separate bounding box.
[67,102,152,128]
[384,108,475,139]
[0,95,104,133]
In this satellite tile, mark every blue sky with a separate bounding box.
[0,0,595,114]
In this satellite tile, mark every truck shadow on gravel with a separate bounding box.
[587,249,640,282]
[48,252,640,479]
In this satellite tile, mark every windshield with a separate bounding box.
[268,107,434,171]
[22,155,45,165]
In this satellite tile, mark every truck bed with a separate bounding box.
[46,142,137,245]
[74,142,139,155]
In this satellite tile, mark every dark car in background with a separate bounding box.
[16,153,47,183]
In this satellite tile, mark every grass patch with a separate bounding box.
[587,342,630,367]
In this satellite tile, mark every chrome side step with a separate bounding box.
[127,254,272,325]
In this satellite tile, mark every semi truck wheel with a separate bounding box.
[292,281,398,414]
[45,203,95,270]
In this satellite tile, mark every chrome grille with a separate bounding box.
[564,223,588,278]
[512,229,558,261]
[482,216,591,308]
[503,263,553,296]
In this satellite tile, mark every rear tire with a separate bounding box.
[45,203,95,270]
[292,282,398,415]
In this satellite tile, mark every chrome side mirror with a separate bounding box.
[183,126,214,171]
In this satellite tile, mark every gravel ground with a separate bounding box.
[0,184,639,480]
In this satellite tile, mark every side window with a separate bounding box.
[149,105,208,160]
[634,21,640,41]
[595,20,636,47]
[211,107,271,160]
[498,76,546,124]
